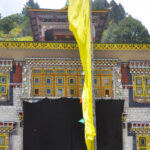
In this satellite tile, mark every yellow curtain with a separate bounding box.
[68,0,96,150]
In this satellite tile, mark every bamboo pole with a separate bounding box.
[90,0,97,150]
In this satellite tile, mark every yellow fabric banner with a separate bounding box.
[68,0,96,149]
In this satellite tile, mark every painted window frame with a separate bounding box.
[31,68,113,98]
[0,134,8,150]
[134,76,150,97]
[137,135,148,150]
[0,74,8,96]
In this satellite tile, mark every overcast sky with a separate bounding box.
[0,0,150,33]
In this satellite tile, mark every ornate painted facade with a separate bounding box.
[0,8,150,150]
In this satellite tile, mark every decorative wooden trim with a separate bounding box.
[0,122,16,133]
[27,8,110,13]
[0,42,150,50]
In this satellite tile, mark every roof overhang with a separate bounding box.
[27,8,109,42]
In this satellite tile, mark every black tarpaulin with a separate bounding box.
[23,98,86,150]
[96,100,124,150]
[23,98,124,150]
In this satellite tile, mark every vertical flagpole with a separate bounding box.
[90,0,97,150]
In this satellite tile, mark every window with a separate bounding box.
[68,77,77,97]
[31,68,113,98]
[70,89,74,95]
[58,89,62,95]
[101,76,112,97]
[82,79,84,85]
[56,88,64,96]
[56,76,65,96]
[0,135,7,150]
[79,76,84,96]
[56,77,64,86]
[94,79,97,85]
[47,79,50,84]
[137,136,148,150]
[31,69,54,97]
[94,89,99,96]
[94,77,100,97]
[70,79,74,84]
[34,88,40,96]
[32,76,41,96]
[134,76,150,97]
[45,88,53,96]
[68,77,76,86]
[35,78,39,84]
[0,74,8,96]
[68,88,76,97]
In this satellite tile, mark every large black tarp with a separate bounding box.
[23,98,124,150]
[96,100,124,150]
[23,98,86,150]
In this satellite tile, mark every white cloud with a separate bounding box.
[0,0,27,17]
[35,0,66,9]
[0,0,66,17]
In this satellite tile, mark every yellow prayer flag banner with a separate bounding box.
[68,0,96,149]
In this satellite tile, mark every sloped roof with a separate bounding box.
[28,8,109,42]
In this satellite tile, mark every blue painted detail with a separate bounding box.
[35,78,39,83]
[47,89,50,94]
[94,79,97,85]
[1,77,6,83]
[70,89,74,95]
[33,69,41,73]
[82,79,84,84]
[94,89,97,95]
[1,86,5,92]
[70,79,74,84]
[58,89,62,95]
[136,78,142,85]
[47,79,50,84]
[58,79,62,84]
[147,79,150,85]
[44,70,53,74]
[147,88,150,94]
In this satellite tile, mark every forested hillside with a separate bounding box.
[0,0,150,43]
[93,0,150,43]
[0,0,39,41]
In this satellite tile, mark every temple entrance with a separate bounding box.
[45,30,54,41]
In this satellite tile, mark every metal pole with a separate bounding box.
[90,0,97,150]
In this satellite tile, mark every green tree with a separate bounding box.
[92,0,126,30]
[0,14,23,34]
[22,0,40,16]
[21,0,40,36]
[0,17,14,33]
[0,13,1,20]
[109,16,150,43]
[101,22,117,43]
[108,0,126,24]
[9,14,23,25]
[92,0,109,10]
